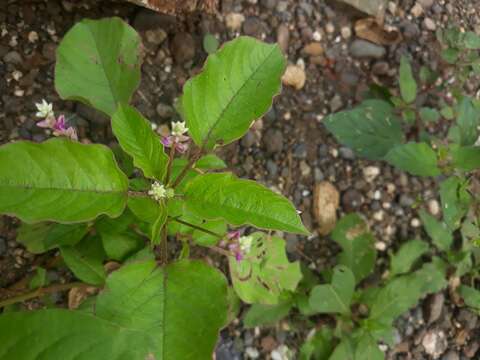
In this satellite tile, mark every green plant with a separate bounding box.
[243,214,449,359]
[0,17,309,359]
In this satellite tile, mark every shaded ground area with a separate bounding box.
[1,0,480,359]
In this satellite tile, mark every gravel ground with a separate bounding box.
[0,0,480,359]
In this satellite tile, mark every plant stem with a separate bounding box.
[171,217,224,239]
[0,282,92,309]
[164,144,176,185]
[171,149,203,188]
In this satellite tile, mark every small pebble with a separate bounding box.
[363,166,380,182]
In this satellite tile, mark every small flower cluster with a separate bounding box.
[225,231,253,262]
[35,99,77,140]
[148,181,174,202]
[161,121,190,153]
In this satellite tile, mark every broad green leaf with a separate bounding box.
[419,107,440,123]
[29,267,48,290]
[128,195,167,243]
[169,155,227,191]
[419,210,453,252]
[243,296,293,328]
[192,218,227,246]
[0,138,128,223]
[0,260,228,360]
[300,327,334,360]
[367,259,447,326]
[459,285,480,312]
[203,33,219,54]
[229,232,302,304]
[451,145,480,171]
[95,209,136,235]
[440,176,471,230]
[399,56,417,103]
[328,339,354,360]
[355,334,383,360]
[112,104,168,180]
[101,230,144,261]
[324,100,404,160]
[151,202,168,244]
[309,265,355,315]
[464,31,480,49]
[385,142,441,177]
[55,17,141,116]
[390,239,430,277]
[195,154,227,169]
[441,48,459,64]
[457,97,480,146]
[60,235,106,285]
[185,173,308,234]
[331,214,376,283]
[182,36,285,149]
[17,222,88,254]
[441,106,455,120]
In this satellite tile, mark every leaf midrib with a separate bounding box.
[0,184,125,194]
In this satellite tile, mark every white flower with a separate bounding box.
[35,99,54,118]
[148,182,174,201]
[271,345,294,360]
[239,235,253,254]
[171,121,188,137]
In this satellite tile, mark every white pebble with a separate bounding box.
[428,199,440,216]
[411,218,421,228]
[363,166,380,183]
[28,31,39,43]
[312,30,322,41]
[375,241,387,251]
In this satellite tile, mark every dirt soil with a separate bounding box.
[1,0,480,359]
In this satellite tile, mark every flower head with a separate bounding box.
[239,235,253,254]
[171,121,188,137]
[148,182,174,202]
[35,99,54,118]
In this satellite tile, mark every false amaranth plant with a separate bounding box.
[0,17,309,360]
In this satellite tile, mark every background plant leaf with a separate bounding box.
[399,56,417,103]
[389,239,430,277]
[385,142,441,177]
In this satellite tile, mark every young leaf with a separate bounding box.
[0,260,229,360]
[331,214,376,283]
[328,339,354,360]
[384,142,441,177]
[441,48,459,64]
[203,33,219,54]
[451,145,480,171]
[399,56,417,103]
[355,334,384,360]
[309,265,355,315]
[55,17,141,116]
[111,104,169,180]
[185,173,308,234]
[182,36,285,149]
[324,100,404,160]
[60,235,106,285]
[299,327,334,360]
[419,107,440,123]
[243,296,293,328]
[464,31,480,49]
[459,285,480,312]
[440,176,471,230]
[457,97,480,146]
[0,138,128,223]
[389,239,430,277]
[29,267,48,290]
[17,222,88,254]
[419,210,453,252]
[229,232,302,305]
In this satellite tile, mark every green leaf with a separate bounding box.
[331,214,376,283]
[328,339,354,360]
[101,230,144,261]
[390,239,430,277]
[324,100,404,160]
[17,222,88,254]
[0,138,128,223]
[182,36,285,149]
[300,327,334,360]
[399,56,417,103]
[441,106,455,120]
[203,33,219,54]
[111,104,169,180]
[185,172,308,234]
[243,296,293,328]
[355,334,383,360]
[419,209,453,252]
[229,232,302,304]
[440,176,471,230]
[309,265,355,315]
[441,48,459,64]
[459,285,480,312]
[464,31,480,49]
[60,235,106,285]
[451,145,480,171]
[55,17,141,116]
[151,202,168,244]
[367,259,447,326]
[127,195,167,243]
[385,142,441,177]
[29,267,48,290]
[0,260,229,360]
[419,107,440,123]
[457,97,480,146]
[195,154,227,169]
